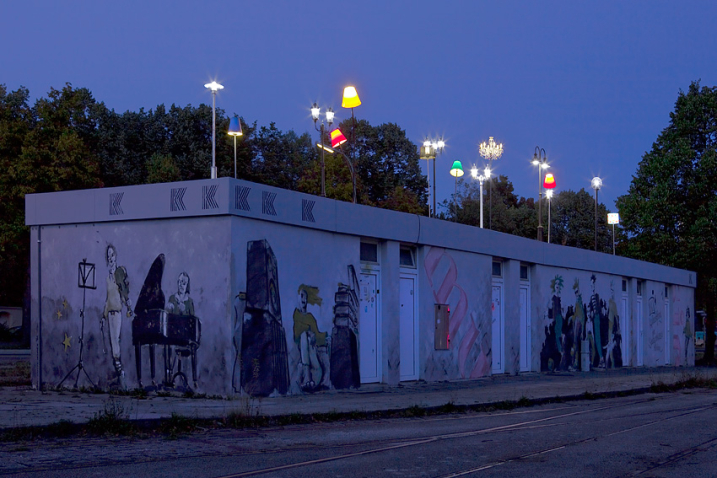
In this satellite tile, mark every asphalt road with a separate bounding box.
[2,389,717,478]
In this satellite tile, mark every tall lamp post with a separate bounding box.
[449,161,464,222]
[311,103,335,197]
[228,116,243,179]
[317,127,356,203]
[544,173,556,243]
[420,139,445,217]
[204,81,224,179]
[532,147,549,241]
[608,213,619,255]
[479,137,503,230]
[470,165,486,228]
[591,176,603,252]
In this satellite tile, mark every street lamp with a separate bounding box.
[310,102,335,197]
[591,176,603,252]
[228,116,243,179]
[317,137,356,204]
[470,165,486,228]
[479,137,504,230]
[608,212,620,255]
[532,147,549,241]
[450,160,464,222]
[420,138,446,218]
[543,173,556,243]
[204,81,224,179]
[342,86,361,151]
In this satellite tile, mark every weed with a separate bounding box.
[86,397,137,436]
[158,414,199,438]
[404,405,427,417]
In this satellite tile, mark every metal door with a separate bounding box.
[519,285,530,372]
[359,272,380,383]
[399,275,418,381]
[491,281,504,374]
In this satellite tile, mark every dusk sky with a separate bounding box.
[3,1,717,212]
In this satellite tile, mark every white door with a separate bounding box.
[359,272,380,383]
[664,300,670,365]
[519,285,530,372]
[621,296,629,365]
[491,281,504,374]
[399,275,418,381]
[636,297,644,366]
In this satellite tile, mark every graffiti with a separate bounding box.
[240,239,289,397]
[293,284,328,392]
[330,265,360,389]
[62,333,72,352]
[132,255,202,390]
[424,247,489,379]
[102,244,132,385]
[541,275,622,372]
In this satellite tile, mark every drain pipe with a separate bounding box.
[36,226,42,390]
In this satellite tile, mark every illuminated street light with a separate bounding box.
[544,173,556,243]
[316,143,356,204]
[470,165,486,228]
[204,81,224,179]
[310,102,335,196]
[450,160,464,222]
[532,147,549,241]
[420,138,446,218]
[479,137,504,230]
[591,176,603,251]
[608,212,620,255]
[227,116,243,179]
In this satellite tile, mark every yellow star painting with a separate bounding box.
[62,333,71,352]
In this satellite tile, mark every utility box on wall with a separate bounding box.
[434,304,449,350]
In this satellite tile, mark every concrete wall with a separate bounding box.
[26,178,696,396]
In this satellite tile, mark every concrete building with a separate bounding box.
[26,178,695,396]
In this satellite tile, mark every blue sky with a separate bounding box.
[3,1,716,211]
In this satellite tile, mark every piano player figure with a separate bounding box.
[102,244,132,385]
[165,272,200,389]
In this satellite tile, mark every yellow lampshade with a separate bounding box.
[342,86,361,109]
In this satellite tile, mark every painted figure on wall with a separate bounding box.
[330,265,360,389]
[293,285,328,392]
[165,271,201,389]
[572,278,586,370]
[541,275,564,371]
[102,244,132,384]
[240,239,289,397]
[588,274,606,368]
[167,272,194,316]
[605,281,623,368]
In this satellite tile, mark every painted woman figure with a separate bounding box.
[167,272,194,316]
[292,285,327,391]
[102,244,132,381]
[572,279,586,370]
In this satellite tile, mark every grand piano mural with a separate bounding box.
[132,254,202,390]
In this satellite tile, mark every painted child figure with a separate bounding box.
[102,244,132,384]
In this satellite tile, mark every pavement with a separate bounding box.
[0,365,715,430]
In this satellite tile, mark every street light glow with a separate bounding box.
[311,103,320,120]
[204,81,224,91]
[591,176,603,190]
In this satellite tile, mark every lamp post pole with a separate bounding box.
[479,137,503,230]
[228,116,243,179]
[546,190,553,244]
[204,81,224,179]
[420,139,445,218]
[471,166,485,228]
[450,161,464,223]
[591,177,603,252]
[311,103,335,197]
[532,147,548,242]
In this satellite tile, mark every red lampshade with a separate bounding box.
[330,128,347,148]
[543,173,556,189]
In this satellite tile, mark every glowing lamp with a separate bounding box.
[342,86,361,108]
[330,128,347,148]
[450,160,464,178]
[591,176,603,190]
[543,173,556,189]
[228,116,243,136]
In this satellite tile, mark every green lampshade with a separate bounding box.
[450,160,464,178]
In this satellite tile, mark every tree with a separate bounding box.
[551,189,611,252]
[616,81,717,362]
[0,84,103,308]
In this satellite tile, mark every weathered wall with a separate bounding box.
[34,218,231,394]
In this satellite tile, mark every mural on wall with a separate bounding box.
[671,295,692,367]
[424,247,490,379]
[102,244,132,387]
[240,239,290,397]
[131,254,202,390]
[330,265,360,390]
[293,284,329,392]
[646,288,664,364]
[541,274,622,372]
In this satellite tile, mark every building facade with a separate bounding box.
[26,178,696,396]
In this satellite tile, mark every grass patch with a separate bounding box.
[85,397,137,436]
